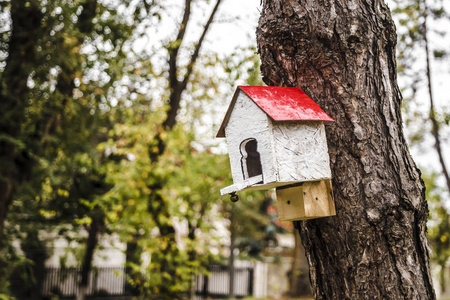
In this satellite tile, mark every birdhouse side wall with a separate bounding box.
[271,121,331,182]
[224,92,276,186]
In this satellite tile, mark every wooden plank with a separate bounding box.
[276,185,305,221]
[276,179,335,221]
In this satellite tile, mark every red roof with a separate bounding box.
[216,86,334,138]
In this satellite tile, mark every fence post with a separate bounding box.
[202,273,209,298]
[93,268,98,295]
[248,267,254,296]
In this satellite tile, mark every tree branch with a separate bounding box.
[164,0,222,131]
[150,0,222,163]
[423,0,450,192]
[180,0,222,91]
[168,0,192,91]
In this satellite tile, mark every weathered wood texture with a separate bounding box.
[257,1,435,299]
[272,121,331,182]
[276,179,335,221]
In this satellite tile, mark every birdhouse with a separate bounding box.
[216,86,336,221]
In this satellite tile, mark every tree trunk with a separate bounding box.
[257,1,435,299]
[439,262,446,294]
[77,209,104,300]
[20,229,48,300]
[290,222,311,297]
[228,206,236,299]
[0,0,42,245]
[125,234,142,296]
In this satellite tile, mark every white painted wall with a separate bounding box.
[271,121,332,182]
[225,91,276,186]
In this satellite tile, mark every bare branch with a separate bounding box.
[423,0,450,192]
[163,0,222,131]
[181,0,222,91]
[168,0,192,90]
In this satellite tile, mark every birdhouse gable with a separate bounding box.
[221,91,277,192]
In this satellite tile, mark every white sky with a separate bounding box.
[204,0,261,54]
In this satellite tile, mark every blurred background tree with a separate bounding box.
[424,171,450,294]
[0,0,273,299]
[391,0,450,296]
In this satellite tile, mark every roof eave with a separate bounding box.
[216,86,244,138]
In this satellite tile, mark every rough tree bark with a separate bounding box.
[290,223,311,297]
[257,1,435,299]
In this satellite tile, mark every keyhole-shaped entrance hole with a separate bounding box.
[240,138,263,181]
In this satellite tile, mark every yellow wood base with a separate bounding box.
[276,179,336,221]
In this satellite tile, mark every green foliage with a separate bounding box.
[424,171,450,292]
[0,0,160,296]
[0,0,270,298]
